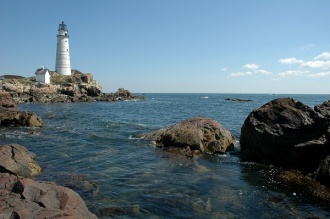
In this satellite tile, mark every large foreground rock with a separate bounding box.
[0,173,97,219]
[0,144,41,177]
[0,92,43,127]
[240,98,330,172]
[140,117,235,156]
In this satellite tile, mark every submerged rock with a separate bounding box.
[140,117,235,156]
[224,98,253,102]
[256,164,330,203]
[52,173,99,197]
[240,98,330,172]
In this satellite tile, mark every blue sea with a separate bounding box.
[1,93,330,218]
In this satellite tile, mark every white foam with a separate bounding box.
[128,135,145,140]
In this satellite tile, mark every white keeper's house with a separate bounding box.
[35,66,50,84]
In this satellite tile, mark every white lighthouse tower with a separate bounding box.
[55,21,71,75]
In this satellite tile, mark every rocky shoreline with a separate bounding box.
[1,71,144,104]
[0,144,97,218]
[0,72,145,218]
[1,84,330,216]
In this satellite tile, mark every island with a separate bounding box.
[0,70,144,104]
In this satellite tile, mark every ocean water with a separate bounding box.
[1,93,330,218]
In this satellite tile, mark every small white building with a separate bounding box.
[35,66,50,84]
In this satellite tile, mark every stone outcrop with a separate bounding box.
[140,117,235,156]
[0,173,98,219]
[0,144,97,219]
[98,88,145,102]
[0,91,17,110]
[0,92,43,127]
[315,100,330,120]
[240,98,330,172]
[0,71,144,103]
[0,144,41,177]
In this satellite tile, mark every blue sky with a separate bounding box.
[1,0,330,94]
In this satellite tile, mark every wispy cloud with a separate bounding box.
[301,60,330,69]
[276,51,330,78]
[228,51,330,79]
[228,63,271,78]
[258,69,272,75]
[221,67,229,71]
[299,43,316,51]
[228,72,253,77]
[276,70,309,78]
[313,52,330,60]
[279,57,304,64]
[243,63,259,70]
[307,71,330,78]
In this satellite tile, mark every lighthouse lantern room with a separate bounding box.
[55,21,71,75]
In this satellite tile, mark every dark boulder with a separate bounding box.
[140,117,235,156]
[224,98,253,102]
[99,88,145,102]
[0,144,41,177]
[86,85,102,97]
[81,73,94,83]
[114,88,134,99]
[315,156,330,187]
[240,98,330,172]
[315,100,330,120]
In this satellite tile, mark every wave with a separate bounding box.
[128,135,145,140]
[200,96,209,99]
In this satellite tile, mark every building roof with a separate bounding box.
[35,68,49,75]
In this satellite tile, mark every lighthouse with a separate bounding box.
[55,21,71,75]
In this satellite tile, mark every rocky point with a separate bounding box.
[0,92,43,127]
[0,70,144,103]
